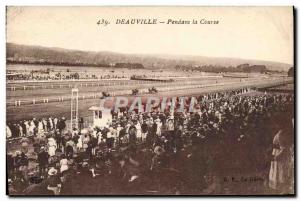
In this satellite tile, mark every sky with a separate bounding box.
[6,6,293,65]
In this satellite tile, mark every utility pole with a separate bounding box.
[71,88,79,131]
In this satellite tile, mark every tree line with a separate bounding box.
[7,60,145,69]
[175,63,272,73]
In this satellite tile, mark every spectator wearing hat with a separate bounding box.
[22,176,44,195]
[37,146,49,177]
[7,153,14,178]
[119,127,127,146]
[135,121,142,143]
[53,118,58,130]
[116,124,123,145]
[6,125,12,139]
[79,117,84,131]
[57,117,67,134]
[20,137,30,154]
[166,116,175,131]
[128,124,137,147]
[141,121,148,142]
[54,130,62,150]
[47,167,61,195]
[47,136,57,157]
[76,133,83,151]
[11,123,20,138]
[78,161,94,178]
[29,120,36,135]
[7,178,18,195]
[5,90,295,195]
[155,118,162,137]
[82,130,90,152]
[89,133,98,156]
[14,151,22,174]
[106,131,114,149]
[38,120,44,134]
[109,125,117,148]
[61,131,71,152]
[42,118,48,132]
[19,152,29,181]
[60,154,69,174]
[48,117,54,131]
[151,146,168,172]
[65,141,74,159]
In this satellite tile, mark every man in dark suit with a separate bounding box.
[37,147,49,177]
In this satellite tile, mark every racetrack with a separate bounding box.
[6,75,292,122]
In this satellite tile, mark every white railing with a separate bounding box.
[7,78,292,107]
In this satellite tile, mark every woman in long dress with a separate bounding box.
[38,120,44,134]
[6,125,12,138]
[156,119,162,137]
[269,129,291,192]
[135,122,142,143]
[48,137,57,157]
[29,120,35,136]
[60,155,69,173]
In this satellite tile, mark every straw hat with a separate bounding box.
[8,178,12,185]
[82,162,89,168]
[48,167,58,176]
[154,146,165,156]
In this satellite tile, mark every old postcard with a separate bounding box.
[6,6,294,196]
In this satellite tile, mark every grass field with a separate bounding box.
[6,75,292,122]
[6,64,292,122]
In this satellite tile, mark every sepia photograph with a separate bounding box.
[5,6,295,196]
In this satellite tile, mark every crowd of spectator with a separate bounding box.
[7,90,294,195]
[7,117,67,139]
